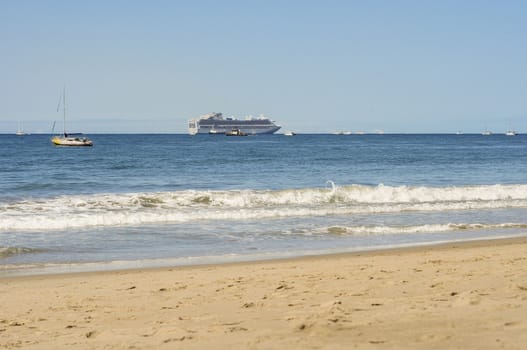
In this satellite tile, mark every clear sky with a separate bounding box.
[1,0,526,134]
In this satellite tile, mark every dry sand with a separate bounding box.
[1,237,527,349]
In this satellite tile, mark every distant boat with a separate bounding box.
[209,126,220,134]
[482,130,492,136]
[284,131,296,136]
[15,122,26,136]
[505,121,518,136]
[225,127,247,136]
[51,88,93,147]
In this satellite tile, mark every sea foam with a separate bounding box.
[1,184,527,231]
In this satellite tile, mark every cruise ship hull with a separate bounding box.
[188,113,281,135]
[192,125,281,135]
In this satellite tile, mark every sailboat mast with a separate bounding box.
[62,87,66,136]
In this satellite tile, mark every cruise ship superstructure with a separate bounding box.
[188,112,281,135]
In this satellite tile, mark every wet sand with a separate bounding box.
[1,237,527,349]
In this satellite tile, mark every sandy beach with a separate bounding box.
[2,237,527,349]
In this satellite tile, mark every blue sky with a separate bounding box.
[1,0,526,133]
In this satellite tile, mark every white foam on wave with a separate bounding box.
[1,184,527,231]
[319,222,527,236]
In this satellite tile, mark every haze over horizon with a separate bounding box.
[2,1,526,134]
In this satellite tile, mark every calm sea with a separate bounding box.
[1,133,527,275]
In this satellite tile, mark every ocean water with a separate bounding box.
[1,133,527,276]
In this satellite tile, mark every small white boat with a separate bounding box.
[225,127,247,136]
[505,130,518,136]
[284,131,296,136]
[15,122,26,135]
[209,124,222,134]
[51,88,93,147]
[482,130,492,136]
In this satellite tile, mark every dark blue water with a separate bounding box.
[1,133,527,275]
[3,134,527,196]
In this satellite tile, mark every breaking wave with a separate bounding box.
[1,183,527,231]
[319,223,527,236]
[0,246,42,259]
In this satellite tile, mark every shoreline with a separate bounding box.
[3,234,527,279]
[2,236,527,349]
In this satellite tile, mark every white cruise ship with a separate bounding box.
[188,112,281,135]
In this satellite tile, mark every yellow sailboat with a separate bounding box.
[51,88,93,147]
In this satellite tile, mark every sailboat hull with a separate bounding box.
[52,136,93,146]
